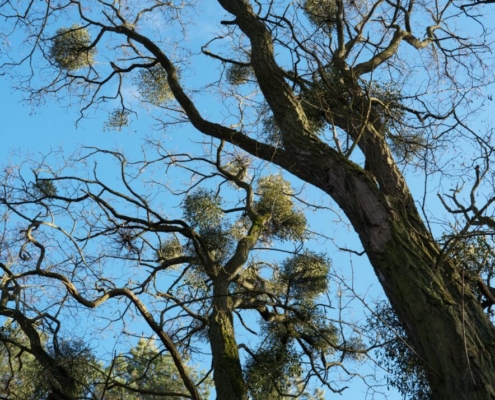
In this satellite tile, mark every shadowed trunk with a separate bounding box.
[208,280,248,400]
[88,2,495,398]
[211,1,495,399]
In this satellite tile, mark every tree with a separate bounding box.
[0,144,373,399]
[0,324,211,400]
[367,231,495,400]
[0,322,98,399]
[93,337,211,400]
[1,1,495,399]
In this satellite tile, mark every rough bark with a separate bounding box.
[20,1,494,398]
[208,280,248,400]
[209,1,495,399]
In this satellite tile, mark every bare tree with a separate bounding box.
[1,1,495,399]
[0,143,377,399]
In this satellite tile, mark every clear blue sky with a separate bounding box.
[3,2,494,399]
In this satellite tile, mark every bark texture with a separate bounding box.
[208,281,248,400]
[209,1,495,399]
[102,2,495,398]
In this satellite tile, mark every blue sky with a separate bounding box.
[0,63,403,400]
[3,2,495,399]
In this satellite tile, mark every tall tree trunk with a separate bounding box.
[211,2,495,399]
[268,117,495,400]
[208,280,248,400]
[126,1,495,396]
[370,204,495,399]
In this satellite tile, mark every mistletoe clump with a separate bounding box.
[255,175,306,240]
[226,64,254,85]
[135,65,174,105]
[49,25,95,71]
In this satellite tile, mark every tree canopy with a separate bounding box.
[1,1,495,399]
[0,323,212,399]
[0,143,368,399]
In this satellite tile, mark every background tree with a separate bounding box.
[0,324,211,400]
[92,337,211,400]
[1,1,495,399]
[0,322,98,399]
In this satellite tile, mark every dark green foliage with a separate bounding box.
[387,131,426,162]
[245,339,325,400]
[223,153,251,182]
[259,68,345,140]
[262,67,421,161]
[303,0,338,29]
[0,325,97,400]
[245,342,302,400]
[298,94,328,136]
[278,251,330,301]
[100,338,211,399]
[243,251,333,399]
[261,113,283,145]
[195,225,235,264]
[340,336,367,361]
[367,302,432,400]
[298,80,340,136]
[367,83,426,161]
[443,234,495,312]
[260,68,344,141]
[301,69,425,161]
[265,309,336,353]
[49,24,95,71]
[444,234,495,279]
[47,339,98,397]
[305,324,339,353]
[105,109,131,131]
[0,326,211,400]
[0,326,47,400]
[157,238,183,260]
